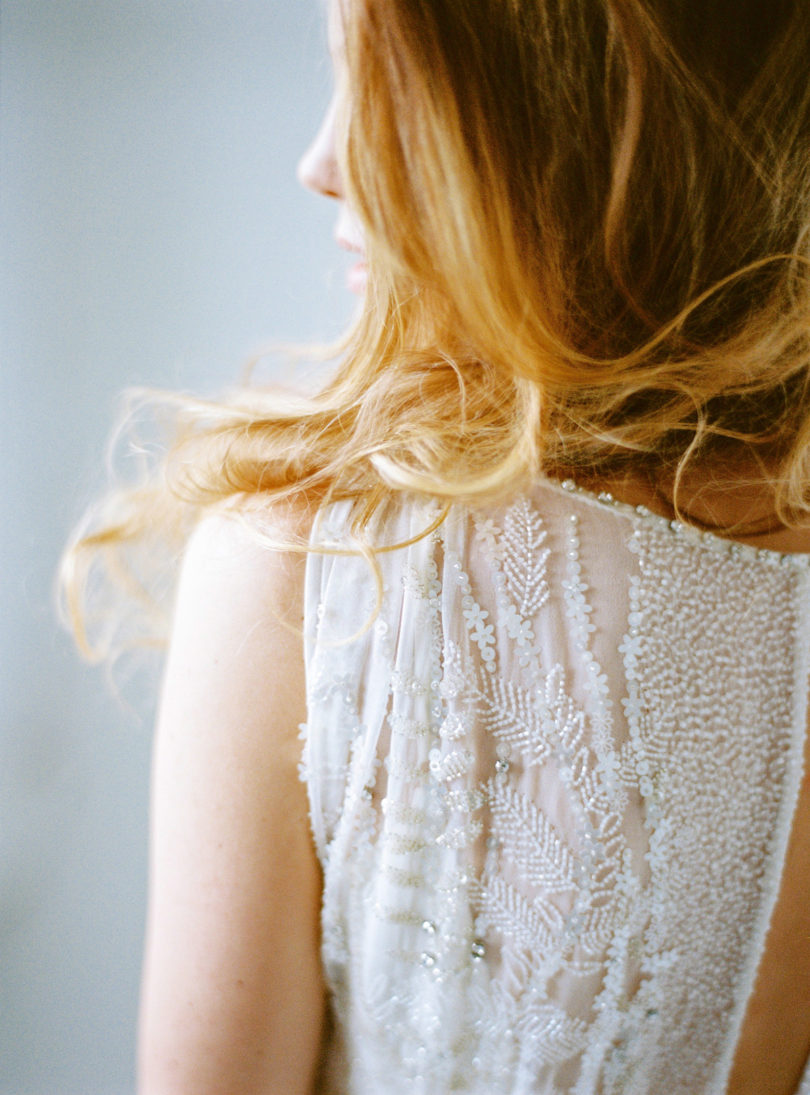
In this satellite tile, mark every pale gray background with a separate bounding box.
[2,3,352,1092]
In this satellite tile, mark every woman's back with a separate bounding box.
[303,478,810,1094]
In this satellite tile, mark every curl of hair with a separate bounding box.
[62,0,810,657]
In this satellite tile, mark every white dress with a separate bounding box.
[301,478,810,1094]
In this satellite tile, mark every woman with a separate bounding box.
[64,0,810,1092]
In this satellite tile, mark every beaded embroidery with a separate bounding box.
[302,480,810,1095]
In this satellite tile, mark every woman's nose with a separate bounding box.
[297,96,343,200]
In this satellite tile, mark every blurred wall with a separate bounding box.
[1,3,351,1092]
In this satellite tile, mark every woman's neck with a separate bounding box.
[589,467,810,554]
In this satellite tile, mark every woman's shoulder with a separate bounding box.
[181,495,316,611]
[186,494,317,566]
[140,496,324,1094]
[165,499,317,736]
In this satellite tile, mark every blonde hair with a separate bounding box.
[63,0,810,654]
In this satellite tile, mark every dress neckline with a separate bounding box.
[541,476,810,566]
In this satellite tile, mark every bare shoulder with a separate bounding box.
[139,499,324,1095]
[159,502,313,761]
[179,497,314,622]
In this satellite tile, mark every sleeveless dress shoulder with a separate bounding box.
[301,478,810,1095]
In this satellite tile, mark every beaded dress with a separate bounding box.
[301,478,810,1094]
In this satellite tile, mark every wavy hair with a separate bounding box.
[63,0,810,654]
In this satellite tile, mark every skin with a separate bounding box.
[136,510,324,1095]
[728,750,810,1095]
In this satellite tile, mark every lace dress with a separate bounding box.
[301,478,810,1095]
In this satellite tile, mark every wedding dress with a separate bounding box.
[301,478,810,1094]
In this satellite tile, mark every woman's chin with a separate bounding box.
[347,261,368,295]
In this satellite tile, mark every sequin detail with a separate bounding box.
[302,481,810,1095]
